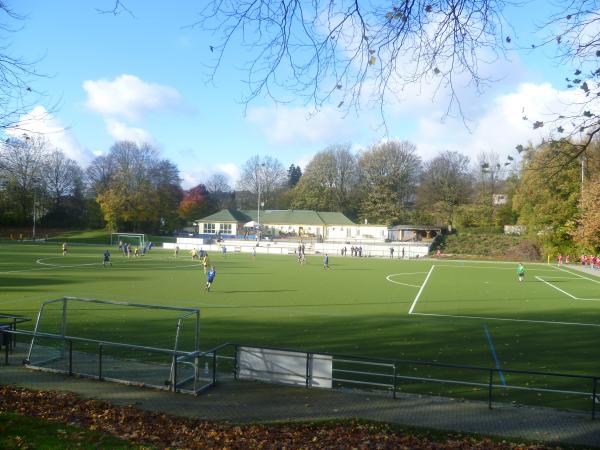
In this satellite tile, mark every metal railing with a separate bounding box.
[2,331,598,418]
[0,314,30,352]
[1,329,223,395]
[218,343,599,419]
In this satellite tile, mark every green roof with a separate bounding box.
[317,212,355,225]
[195,209,251,223]
[240,209,325,226]
[196,209,355,226]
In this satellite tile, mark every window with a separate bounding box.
[203,223,216,234]
[220,223,232,234]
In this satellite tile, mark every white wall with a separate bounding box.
[163,239,431,258]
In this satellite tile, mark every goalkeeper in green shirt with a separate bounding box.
[517,263,525,282]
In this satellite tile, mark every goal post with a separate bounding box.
[25,297,202,392]
[111,233,146,248]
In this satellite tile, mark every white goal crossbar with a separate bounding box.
[111,233,146,247]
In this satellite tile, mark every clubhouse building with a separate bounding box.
[193,209,440,243]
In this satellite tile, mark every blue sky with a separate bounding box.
[8,0,586,188]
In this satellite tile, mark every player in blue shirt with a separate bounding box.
[103,250,112,267]
[205,266,216,291]
[323,253,330,270]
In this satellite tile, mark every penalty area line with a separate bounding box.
[411,312,600,328]
[408,265,435,315]
[553,265,600,285]
[535,276,578,300]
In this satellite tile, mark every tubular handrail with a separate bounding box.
[5,329,196,358]
[1,330,598,418]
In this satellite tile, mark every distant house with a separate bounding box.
[193,209,356,239]
[388,225,442,242]
[493,194,508,206]
[194,209,437,243]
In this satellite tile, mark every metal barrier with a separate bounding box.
[217,343,599,419]
[1,330,598,418]
[1,329,224,395]
[0,314,30,352]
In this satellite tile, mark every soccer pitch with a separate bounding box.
[1,242,599,407]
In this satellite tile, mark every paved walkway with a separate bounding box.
[1,349,599,448]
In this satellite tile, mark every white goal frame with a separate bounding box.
[111,233,146,248]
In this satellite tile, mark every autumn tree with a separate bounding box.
[291,144,358,215]
[88,141,182,232]
[178,184,216,223]
[572,173,600,251]
[358,140,421,225]
[417,151,473,230]
[512,142,582,254]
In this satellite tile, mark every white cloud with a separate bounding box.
[83,74,186,121]
[410,82,593,162]
[180,163,240,190]
[246,105,357,145]
[6,106,94,166]
[105,118,154,144]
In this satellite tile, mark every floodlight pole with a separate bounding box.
[257,163,265,240]
[31,176,41,241]
[32,189,36,241]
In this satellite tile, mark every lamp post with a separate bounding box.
[32,177,40,241]
[256,163,265,240]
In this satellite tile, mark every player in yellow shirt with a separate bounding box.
[62,243,68,256]
[202,255,210,274]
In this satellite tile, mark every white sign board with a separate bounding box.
[237,346,332,388]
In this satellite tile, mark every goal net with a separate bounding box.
[110,233,146,248]
[25,297,203,392]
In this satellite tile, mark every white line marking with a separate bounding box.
[387,272,429,275]
[553,265,600,284]
[409,265,435,315]
[536,274,600,302]
[535,276,578,299]
[411,312,600,328]
[385,274,423,288]
[435,263,558,273]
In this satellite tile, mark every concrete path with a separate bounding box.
[1,350,600,448]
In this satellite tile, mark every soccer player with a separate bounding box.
[205,266,216,292]
[202,255,210,274]
[517,263,525,282]
[62,243,68,256]
[103,249,112,267]
[191,248,198,260]
[174,245,180,258]
[323,253,330,269]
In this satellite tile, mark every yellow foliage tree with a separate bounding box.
[573,174,600,251]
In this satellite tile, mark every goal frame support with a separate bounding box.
[110,233,146,248]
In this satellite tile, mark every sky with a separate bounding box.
[5,0,589,189]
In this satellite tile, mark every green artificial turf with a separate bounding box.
[1,242,599,411]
